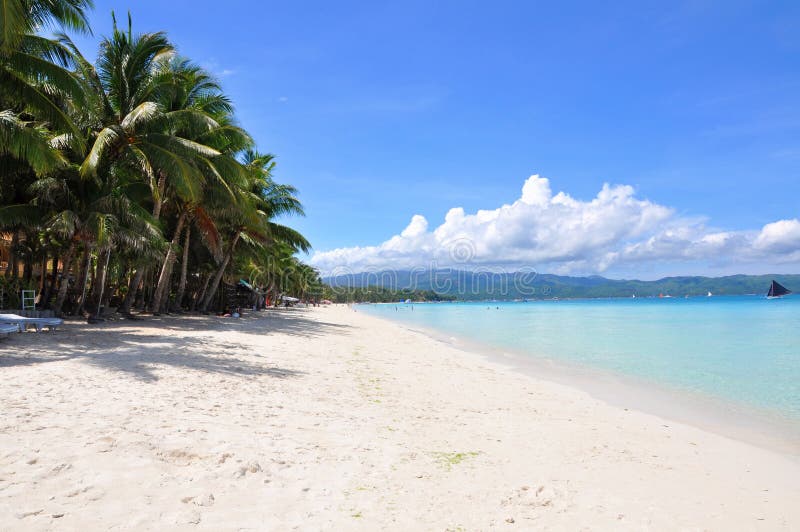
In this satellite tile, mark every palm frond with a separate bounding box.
[0,110,66,173]
[0,67,79,137]
[80,125,124,178]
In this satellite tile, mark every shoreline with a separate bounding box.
[358,306,800,457]
[1,306,799,529]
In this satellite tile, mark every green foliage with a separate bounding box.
[321,284,456,303]
[0,3,313,315]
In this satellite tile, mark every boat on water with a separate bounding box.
[707,291,713,297]
[766,280,791,299]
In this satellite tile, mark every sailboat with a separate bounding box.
[707,291,712,297]
[766,280,791,299]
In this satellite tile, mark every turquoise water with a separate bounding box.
[360,296,800,423]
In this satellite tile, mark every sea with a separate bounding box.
[359,295,800,452]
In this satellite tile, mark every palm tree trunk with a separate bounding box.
[173,223,191,311]
[38,255,47,293]
[22,258,32,283]
[152,211,187,314]
[5,231,19,278]
[120,267,142,315]
[152,174,166,218]
[42,252,58,308]
[88,248,111,317]
[74,246,93,316]
[120,266,145,314]
[52,241,77,315]
[192,271,211,311]
[142,268,155,310]
[200,231,240,312]
[120,175,166,314]
[114,262,128,305]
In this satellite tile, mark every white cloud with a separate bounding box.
[400,214,428,237]
[200,59,235,78]
[754,219,800,253]
[310,175,800,275]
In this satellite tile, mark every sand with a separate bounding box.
[0,305,798,530]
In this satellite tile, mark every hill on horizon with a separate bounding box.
[322,270,800,300]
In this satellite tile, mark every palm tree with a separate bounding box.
[1,1,92,145]
[199,151,309,312]
[1,1,93,54]
[1,7,318,317]
[0,111,65,282]
[63,16,230,314]
[25,162,159,314]
[0,110,66,172]
[0,1,92,303]
[147,57,251,313]
[78,16,218,186]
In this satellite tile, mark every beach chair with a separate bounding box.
[0,323,19,337]
[0,313,64,332]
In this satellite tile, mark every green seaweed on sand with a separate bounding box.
[430,451,480,471]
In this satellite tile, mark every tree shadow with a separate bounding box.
[0,310,349,382]
[140,307,354,340]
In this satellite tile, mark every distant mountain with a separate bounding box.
[322,270,800,300]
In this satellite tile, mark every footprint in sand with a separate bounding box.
[196,493,215,507]
[157,449,200,466]
[181,493,214,507]
[217,452,233,464]
[15,509,43,519]
[65,486,92,498]
[501,485,560,510]
[233,461,262,478]
[96,436,117,453]
[47,463,72,477]
[176,509,201,525]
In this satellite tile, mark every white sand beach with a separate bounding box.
[1,306,799,530]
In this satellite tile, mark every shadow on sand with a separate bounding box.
[0,308,350,382]
[148,307,353,339]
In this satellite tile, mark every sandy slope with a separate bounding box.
[0,306,798,531]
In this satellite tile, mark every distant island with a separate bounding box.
[323,270,800,302]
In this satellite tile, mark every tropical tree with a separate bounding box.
[0,0,92,305]
[1,6,316,318]
[147,57,251,314]
[1,0,91,146]
[199,151,309,311]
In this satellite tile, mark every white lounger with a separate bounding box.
[0,313,63,332]
[0,323,19,337]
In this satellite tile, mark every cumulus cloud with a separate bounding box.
[310,175,800,274]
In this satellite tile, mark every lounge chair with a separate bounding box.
[0,313,64,332]
[0,323,19,337]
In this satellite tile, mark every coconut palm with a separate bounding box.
[147,57,252,313]
[1,7,317,316]
[1,1,92,148]
[199,151,309,312]
[25,161,160,314]
[1,0,93,53]
[59,17,233,314]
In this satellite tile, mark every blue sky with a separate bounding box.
[70,1,800,278]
